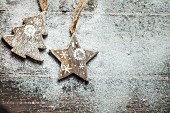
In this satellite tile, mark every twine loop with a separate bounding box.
[38,0,48,11]
[70,0,88,35]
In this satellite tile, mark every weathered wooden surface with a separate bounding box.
[0,0,170,113]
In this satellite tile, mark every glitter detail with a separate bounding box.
[34,18,41,25]
[73,48,85,60]
[24,25,36,37]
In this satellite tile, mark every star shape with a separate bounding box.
[50,33,98,81]
[3,12,47,61]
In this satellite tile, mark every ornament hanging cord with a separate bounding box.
[38,0,48,11]
[70,0,88,35]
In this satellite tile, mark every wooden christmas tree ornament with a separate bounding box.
[50,0,98,81]
[3,0,48,61]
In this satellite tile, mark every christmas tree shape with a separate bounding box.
[3,12,47,61]
[126,89,149,112]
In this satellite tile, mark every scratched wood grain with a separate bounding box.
[0,0,170,113]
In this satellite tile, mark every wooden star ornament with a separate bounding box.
[50,33,98,81]
[3,12,47,61]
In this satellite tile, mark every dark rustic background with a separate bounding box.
[0,0,170,113]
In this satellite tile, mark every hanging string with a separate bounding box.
[70,0,88,35]
[38,0,48,12]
